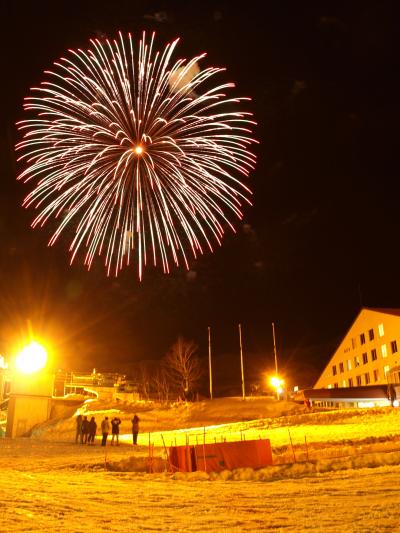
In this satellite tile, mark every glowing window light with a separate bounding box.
[15,342,47,374]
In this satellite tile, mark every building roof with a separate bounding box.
[364,307,400,318]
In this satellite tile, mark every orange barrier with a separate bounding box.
[169,439,273,473]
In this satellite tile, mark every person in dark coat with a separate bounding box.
[131,414,140,446]
[81,416,90,444]
[87,416,97,445]
[101,417,110,446]
[75,414,83,444]
[111,417,122,446]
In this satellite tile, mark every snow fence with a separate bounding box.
[168,438,273,473]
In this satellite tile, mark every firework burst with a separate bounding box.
[16,32,257,278]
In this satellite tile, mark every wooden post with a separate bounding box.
[305,435,309,462]
[202,427,207,472]
[161,433,170,471]
[288,428,296,463]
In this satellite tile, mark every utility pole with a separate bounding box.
[239,323,245,400]
[208,326,213,400]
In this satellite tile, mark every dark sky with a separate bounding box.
[1,0,399,392]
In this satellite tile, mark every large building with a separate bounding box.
[315,308,400,389]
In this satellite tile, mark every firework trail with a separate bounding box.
[16,32,257,278]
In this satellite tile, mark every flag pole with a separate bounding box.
[239,323,245,400]
[208,326,213,400]
[272,322,279,400]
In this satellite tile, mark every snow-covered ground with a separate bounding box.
[1,398,400,531]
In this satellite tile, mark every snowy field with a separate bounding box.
[1,398,400,531]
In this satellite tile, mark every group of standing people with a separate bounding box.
[75,413,140,447]
[75,415,97,444]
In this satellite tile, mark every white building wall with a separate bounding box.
[315,308,400,389]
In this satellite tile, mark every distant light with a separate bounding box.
[134,145,144,155]
[270,376,284,389]
[393,400,399,408]
[293,385,299,392]
[0,355,8,369]
[15,342,47,374]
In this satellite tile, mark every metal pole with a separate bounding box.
[272,322,278,375]
[208,326,213,400]
[272,322,279,400]
[239,323,245,400]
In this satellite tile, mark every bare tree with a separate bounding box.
[152,368,171,403]
[163,337,203,399]
[136,362,152,400]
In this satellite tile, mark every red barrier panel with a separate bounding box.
[168,445,196,472]
[169,439,273,473]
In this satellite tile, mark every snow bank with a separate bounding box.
[104,447,400,483]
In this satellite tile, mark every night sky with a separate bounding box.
[1,1,399,394]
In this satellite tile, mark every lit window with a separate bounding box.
[362,352,368,364]
[381,344,387,358]
[391,340,398,354]
[378,323,385,337]
[348,377,353,387]
[356,375,362,386]
[364,372,370,385]
[373,369,379,382]
[368,329,374,341]
[339,362,344,373]
[384,365,390,376]
[347,359,352,371]
[360,333,366,345]
[371,349,377,361]
[328,384,332,389]
[342,380,346,387]
[332,365,337,376]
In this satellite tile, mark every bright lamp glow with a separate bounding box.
[15,341,47,374]
[270,376,284,389]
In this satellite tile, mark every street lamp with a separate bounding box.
[7,339,54,438]
[269,375,284,400]
[15,341,47,374]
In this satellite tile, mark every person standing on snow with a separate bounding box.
[87,416,97,445]
[111,416,122,445]
[101,416,110,446]
[131,414,140,446]
[81,415,90,444]
[75,414,83,444]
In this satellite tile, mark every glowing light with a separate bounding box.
[269,376,284,389]
[0,355,8,369]
[15,342,48,374]
[134,145,144,155]
[16,31,257,279]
